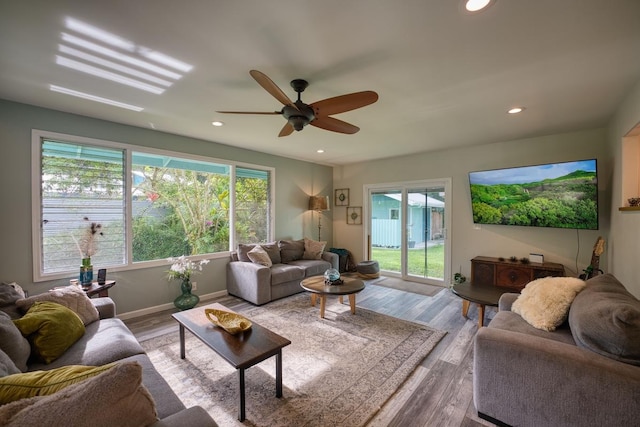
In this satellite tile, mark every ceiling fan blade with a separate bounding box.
[216,110,281,115]
[311,116,360,134]
[278,122,294,137]
[250,70,298,110]
[311,91,378,117]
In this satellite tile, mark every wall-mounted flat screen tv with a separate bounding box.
[469,159,598,230]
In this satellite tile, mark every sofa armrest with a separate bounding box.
[151,406,218,427]
[226,261,272,305]
[474,327,640,427]
[91,297,116,319]
[497,292,519,311]
[322,251,339,270]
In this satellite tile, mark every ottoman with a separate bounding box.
[357,260,380,279]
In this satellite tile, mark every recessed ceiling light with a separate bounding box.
[507,107,525,114]
[316,149,325,154]
[464,0,495,13]
[211,121,224,127]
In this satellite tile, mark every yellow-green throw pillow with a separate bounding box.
[0,362,116,404]
[13,302,85,364]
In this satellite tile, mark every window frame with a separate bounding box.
[32,129,275,282]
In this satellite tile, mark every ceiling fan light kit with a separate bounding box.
[218,70,378,137]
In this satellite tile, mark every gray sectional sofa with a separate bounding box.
[0,284,217,426]
[473,274,640,427]
[227,239,339,305]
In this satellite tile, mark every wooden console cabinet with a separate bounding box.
[471,256,565,291]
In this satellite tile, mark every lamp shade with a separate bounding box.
[309,195,329,211]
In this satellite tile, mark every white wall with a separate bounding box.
[608,78,640,297]
[333,128,610,284]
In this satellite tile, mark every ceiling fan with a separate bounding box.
[217,70,379,137]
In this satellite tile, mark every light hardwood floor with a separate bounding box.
[124,280,497,427]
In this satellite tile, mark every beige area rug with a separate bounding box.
[366,276,444,297]
[140,293,445,427]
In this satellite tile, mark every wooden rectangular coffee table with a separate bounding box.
[172,302,291,421]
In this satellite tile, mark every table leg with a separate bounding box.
[478,304,485,328]
[319,295,326,318]
[462,300,470,318]
[348,294,356,314]
[238,368,246,421]
[310,294,317,306]
[179,324,186,359]
[275,350,283,398]
[339,295,344,304]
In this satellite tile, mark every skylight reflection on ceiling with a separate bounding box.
[50,85,144,111]
[58,45,173,87]
[65,17,135,52]
[55,56,165,94]
[51,17,193,109]
[60,32,182,80]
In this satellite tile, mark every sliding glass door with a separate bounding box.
[366,179,450,286]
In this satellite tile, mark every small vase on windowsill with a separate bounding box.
[80,257,93,287]
[174,278,199,311]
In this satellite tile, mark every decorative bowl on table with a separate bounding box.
[324,268,343,285]
[205,309,252,335]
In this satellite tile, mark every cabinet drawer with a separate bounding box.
[471,262,495,286]
[496,266,531,289]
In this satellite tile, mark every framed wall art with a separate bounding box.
[346,206,362,225]
[335,188,349,206]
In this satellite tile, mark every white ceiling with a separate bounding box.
[1,1,639,165]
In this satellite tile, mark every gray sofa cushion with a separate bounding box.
[568,274,640,366]
[27,318,145,371]
[489,311,576,346]
[0,283,22,306]
[238,242,282,264]
[261,242,282,264]
[0,348,20,376]
[237,243,257,262]
[270,264,305,286]
[0,311,30,372]
[279,239,305,263]
[288,259,332,277]
[124,354,186,420]
[0,283,23,320]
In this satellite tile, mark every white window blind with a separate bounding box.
[40,140,126,274]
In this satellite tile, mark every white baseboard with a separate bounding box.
[117,290,228,320]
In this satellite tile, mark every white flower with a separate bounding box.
[167,256,209,282]
[74,217,103,259]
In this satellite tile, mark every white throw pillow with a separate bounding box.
[247,245,272,267]
[303,238,327,260]
[512,276,586,331]
[16,286,99,326]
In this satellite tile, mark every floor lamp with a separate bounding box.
[309,195,329,241]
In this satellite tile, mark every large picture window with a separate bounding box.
[33,130,273,281]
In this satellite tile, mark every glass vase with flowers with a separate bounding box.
[167,256,209,310]
[74,217,103,286]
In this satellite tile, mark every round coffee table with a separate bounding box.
[451,282,514,328]
[300,276,365,319]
